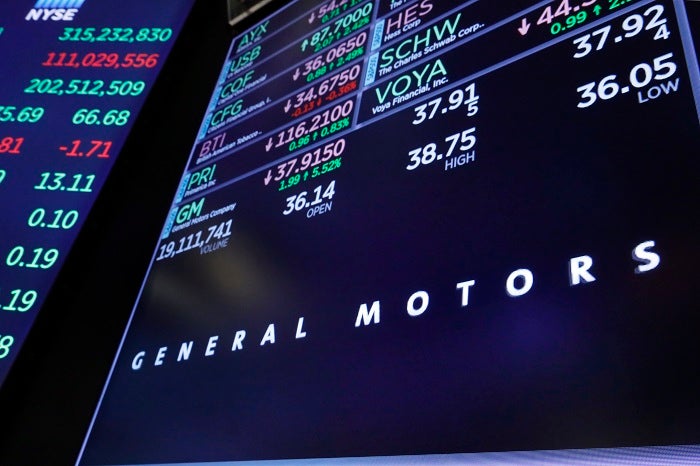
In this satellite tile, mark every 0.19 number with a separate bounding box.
[2,289,38,312]
[6,246,59,269]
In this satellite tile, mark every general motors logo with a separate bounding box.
[26,0,86,21]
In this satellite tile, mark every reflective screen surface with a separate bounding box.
[79,0,700,464]
[0,0,196,386]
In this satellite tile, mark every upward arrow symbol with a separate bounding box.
[518,18,531,36]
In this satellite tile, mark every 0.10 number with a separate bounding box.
[28,208,79,230]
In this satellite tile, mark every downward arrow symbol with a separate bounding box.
[518,18,531,36]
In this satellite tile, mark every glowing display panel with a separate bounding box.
[80,0,700,464]
[0,0,195,386]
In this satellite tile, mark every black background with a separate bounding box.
[1,1,700,465]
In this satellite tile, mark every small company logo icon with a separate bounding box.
[26,0,86,21]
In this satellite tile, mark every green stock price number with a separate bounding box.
[5,246,59,269]
[2,289,38,312]
[27,208,79,230]
[0,170,6,184]
[72,108,130,126]
[0,335,14,359]
[0,106,44,123]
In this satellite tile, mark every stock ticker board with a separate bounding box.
[0,0,195,386]
[80,0,700,464]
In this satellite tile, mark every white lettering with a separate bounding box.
[232,330,246,351]
[355,301,381,327]
[569,255,596,286]
[155,346,167,366]
[178,341,193,362]
[633,240,660,274]
[260,324,276,346]
[205,336,219,356]
[456,280,476,307]
[407,290,429,316]
[296,317,307,339]
[506,269,534,297]
[132,351,145,370]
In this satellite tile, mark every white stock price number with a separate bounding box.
[576,52,677,108]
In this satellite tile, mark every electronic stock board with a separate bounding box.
[0,0,195,386]
[79,0,700,464]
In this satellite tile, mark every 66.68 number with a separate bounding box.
[72,108,130,126]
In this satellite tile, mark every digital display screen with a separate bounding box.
[0,0,195,386]
[79,0,700,464]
